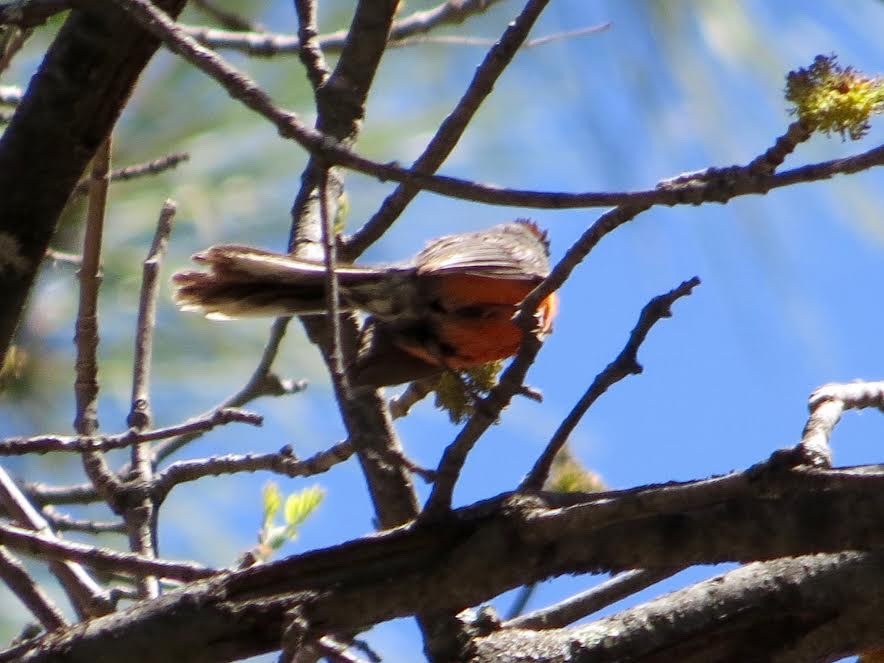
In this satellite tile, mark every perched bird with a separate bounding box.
[173,219,557,387]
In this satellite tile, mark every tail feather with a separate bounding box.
[172,245,406,319]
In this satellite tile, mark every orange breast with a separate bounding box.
[396,272,558,369]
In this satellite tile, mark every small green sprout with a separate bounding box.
[254,482,324,562]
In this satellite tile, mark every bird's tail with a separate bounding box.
[172,245,401,319]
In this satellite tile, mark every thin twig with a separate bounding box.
[0,545,67,631]
[44,248,82,266]
[388,23,609,50]
[0,407,263,455]
[0,467,112,618]
[520,277,701,492]
[388,378,437,419]
[182,0,505,56]
[19,480,102,507]
[129,200,176,430]
[74,140,108,438]
[293,0,329,91]
[76,137,125,529]
[126,200,176,599]
[113,0,884,212]
[151,440,355,503]
[317,166,348,393]
[0,522,217,582]
[71,152,190,196]
[41,506,126,534]
[503,568,681,630]
[346,0,554,258]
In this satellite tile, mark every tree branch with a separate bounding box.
[8,465,884,662]
[0,522,217,582]
[470,553,884,663]
[521,277,700,491]
[0,407,263,455]
[0,467,112,618]
[0,544,67,631]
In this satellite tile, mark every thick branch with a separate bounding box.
[8,464,884,662]
[0,0,188,367]
[470,553,884,663]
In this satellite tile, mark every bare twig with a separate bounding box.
[0,522,217,582]
[19,480,102,507]
[316,166,348,393]
[503,568,681,630]
[0,407,263,455]
[0,467,112,618]
[129,200,176,430]
[43,249,82,266]
[388,378,437,419]
[71,152,189,196]
[74,140,108,438]
[151,440,355,503]
[182,0,505,57]
[125,200,176,598]
[748,120,813,176]
[520,277,701,492]
[0,545,67,631]
[388,23,609,50]
[284,0,421,535]
[75,138,125,530]
[41,507,126,534]
[792,380,884,468]
[293,0,329,91]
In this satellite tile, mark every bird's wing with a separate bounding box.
[415,220,550,280]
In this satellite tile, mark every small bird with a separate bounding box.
[173,219,557,387]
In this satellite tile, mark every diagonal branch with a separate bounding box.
[0,467,112,618]
[0,522,217,582]
[345,0,554,258]
[502,567,680,630]
[520,277,701,492]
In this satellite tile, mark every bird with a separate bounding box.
[172,219,557,387]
